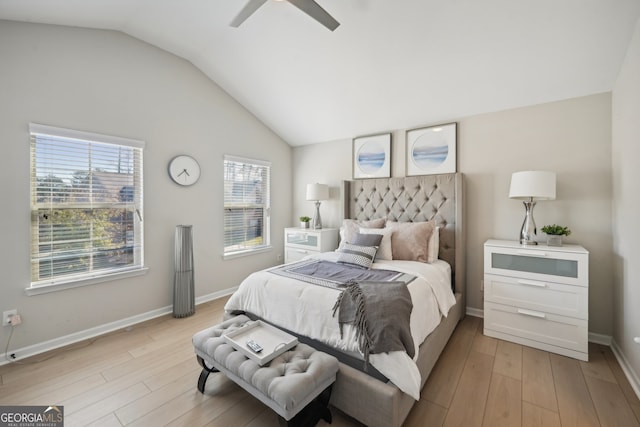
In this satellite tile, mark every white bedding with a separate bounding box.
[224,252,456,400]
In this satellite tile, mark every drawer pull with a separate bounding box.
[516,250,547,257]
[296,250,308,254]
[517,279,548,288]
[517,308,547,319]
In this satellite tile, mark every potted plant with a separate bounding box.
[299,216,311,229]
[541,224,571,246]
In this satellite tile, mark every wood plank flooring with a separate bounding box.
[1,298,639,427]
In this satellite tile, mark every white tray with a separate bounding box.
[223,320,298,366]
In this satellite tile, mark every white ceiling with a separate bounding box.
[1,0,639,146]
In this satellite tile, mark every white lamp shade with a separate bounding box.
[306,183,329,201]
[509,171,556,200]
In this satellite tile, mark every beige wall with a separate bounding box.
[612,17,640,386]
[0,21,291,351]
[293,93,613,335]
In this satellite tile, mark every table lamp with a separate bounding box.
[509,171,556,245]
[306,183,329,229]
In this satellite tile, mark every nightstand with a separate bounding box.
[284,228,339,263]
[483,239,589,361]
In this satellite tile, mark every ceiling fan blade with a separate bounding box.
[287,0,340,31]
[230,0,268,27]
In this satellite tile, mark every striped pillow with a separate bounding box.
[337,243,379,269]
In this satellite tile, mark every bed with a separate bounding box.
[224,173,465,427]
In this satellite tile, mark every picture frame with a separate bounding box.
[352,133,392,179]
[406,122,457,176]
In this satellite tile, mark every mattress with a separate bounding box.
[224,251,456,400]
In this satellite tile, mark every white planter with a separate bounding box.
[546,235,562,246]
[300,222,309,229]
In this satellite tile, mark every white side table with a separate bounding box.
[284,227,338,263]
[483,239,589,361]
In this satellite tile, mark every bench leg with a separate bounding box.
[196,355,219,393]
[278,384,333,427]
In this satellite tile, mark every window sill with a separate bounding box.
[25,267,149,296]
[223,246,273,260]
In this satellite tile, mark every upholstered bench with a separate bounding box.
[192,315,339,426]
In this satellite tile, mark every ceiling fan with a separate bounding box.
[231,0,340,31]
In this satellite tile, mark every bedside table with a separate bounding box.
[483,239,589,361]
[284,228,339,263]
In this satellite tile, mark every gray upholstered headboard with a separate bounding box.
[341,173,465,297]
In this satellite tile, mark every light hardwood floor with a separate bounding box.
[1,297,639,427]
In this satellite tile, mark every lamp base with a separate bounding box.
[311,201,323,229]
[519,200,538,245]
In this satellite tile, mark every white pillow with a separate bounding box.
[359,227,393,260]
[428,226,440,263]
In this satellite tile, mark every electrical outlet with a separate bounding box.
[3,309,18,327]
[276,253,282,261]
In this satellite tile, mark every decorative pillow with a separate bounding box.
[338,218,386,250]
[358,227,393,260]
[385,221,435,263]
[427,226,440,263]
[337,243,379,269]
[350,232,383,248]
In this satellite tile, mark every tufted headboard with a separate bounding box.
[341,173,465,296]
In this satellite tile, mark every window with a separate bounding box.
[29,124,144,290]
[223,155,271,257]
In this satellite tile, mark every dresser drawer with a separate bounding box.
[286,230,322,251]
[484,301,588,355]
[284,228,339,264]
[484,274,587,319]
[484,244,588,286]
[285,247,315,263]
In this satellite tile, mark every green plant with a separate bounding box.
[299,216,311,223]
[541,224,571,236]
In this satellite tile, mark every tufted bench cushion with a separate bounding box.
[192,315,339,425]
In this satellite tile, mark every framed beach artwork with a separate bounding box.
[352,133,391,179]
[406,122,457,176]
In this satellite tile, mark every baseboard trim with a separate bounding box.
[466,307,484,318]
[196,287,238,305]
[611,339,640,400]
[588,332,613,346]
[0,287,237,366]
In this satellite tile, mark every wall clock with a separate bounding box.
[168,155,201,186]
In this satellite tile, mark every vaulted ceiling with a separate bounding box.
[1,0,639,146]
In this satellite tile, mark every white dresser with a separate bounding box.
[284,227,339,263]
[483,239,589,361]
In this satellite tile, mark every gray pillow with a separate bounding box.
[351,232,383,247]
[338,218,386,250]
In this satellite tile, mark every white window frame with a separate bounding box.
[223,155,271,259]
[27,123,146,295]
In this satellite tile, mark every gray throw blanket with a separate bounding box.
[270,259,415,290]
[332,280,414,368]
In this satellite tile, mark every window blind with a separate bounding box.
[29,124,144,287]
[223,155,271,255]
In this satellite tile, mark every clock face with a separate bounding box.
[168,155,201,186]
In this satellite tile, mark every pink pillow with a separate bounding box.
[385,221,435,263]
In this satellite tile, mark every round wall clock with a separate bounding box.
[168,155,201,186]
